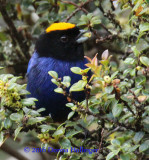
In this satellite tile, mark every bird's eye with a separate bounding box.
[60,35,68,43]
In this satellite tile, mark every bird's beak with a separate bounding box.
[76,30,92,44]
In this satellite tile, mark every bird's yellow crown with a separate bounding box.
[46,22,76,33]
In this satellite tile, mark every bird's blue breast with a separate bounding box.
[27,52,89,121]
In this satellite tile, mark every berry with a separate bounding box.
[104,76,111,83]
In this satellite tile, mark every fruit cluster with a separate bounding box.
[37,133,51,143]
[0,80,22,108]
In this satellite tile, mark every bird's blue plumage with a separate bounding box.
[27,52,89,121]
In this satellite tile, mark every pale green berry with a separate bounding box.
[44,133,50,139]
[104,76,111,83]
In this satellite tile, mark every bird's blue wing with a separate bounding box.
[26,52,91,121]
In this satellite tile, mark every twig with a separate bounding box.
[107,11,122,31]
[104,126,121,138]
[95,34,117,43]
[1,143,30,160]
[110,0,115,11]
[119,98,135,116]
[0,0,30,60]
[62,0,114,41]
[65,8,80,22]
[100,23,112,34]
[61,0,93,22]
[61,0,88,14]
[99,1,104,14]
[99,0,122,31]
[99,128,104,151]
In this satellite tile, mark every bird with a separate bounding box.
[27,22,91,122]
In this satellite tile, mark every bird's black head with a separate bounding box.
[35,22,87,61]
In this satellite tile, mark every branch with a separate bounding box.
[0,0,30,60]
[99,0,122,32]
[99,128,104,151]
[62,0,114,41]
[95,34,117,43]
[1,143,30,160]
[65,8,80,22]
[110,0,115,11]
[119,98,135,116]
[61,0,93,22]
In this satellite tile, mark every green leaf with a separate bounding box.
[51,78,59,86]
[140,56,149,67]
[59,137,71,148]
[19,89,30,95]
[105,86,114,94]
[7,83,17,90]
[4,118,12,129]
[70,80,87,92]
[130,68,136,77]
[48,71,58,79]
[146,0,149,4]
[106,152,115,160]
[66,130,81,138]
[120,154,130,160]
[1,74,13,81]
[68,111,75,120]
[21,98,37,106]
[111,71,118,80]
[53,126,65,137]
[63,76,71,83]
[143,117,149,124]
[66,103,75,108]
[62,76,71,87]
[81,68,90,74]
[92,19,101,25]
[10,113,23,121]
[127,145,139,153]
[139,140,149,152]
[87,13,93,19]
[111,139,121,146]
[37,108,46,113]
[139,23,149,32]
[89,106,99,114]
[100,60,109,66]
[133,132,145,144]
[54,88,64,94]
[123,68,132,77]
[137,31,146,43]
[131,46,140,57]
[9,77,21,84]
[132,0,144,11]
[39,124,56,132]
[135,75,146,86]
[14,127,23,140]
[27,117,46,125]
[0,32,7,41]
[124,58,135,65]
[112,104,123,117]
[120,95,133,102]
[70,67,82,75]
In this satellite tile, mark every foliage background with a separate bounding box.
[0,0,149,160]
